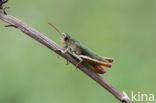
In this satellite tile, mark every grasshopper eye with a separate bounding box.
[62,33,70,41]
[64,36,69,41]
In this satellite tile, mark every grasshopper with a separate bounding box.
[48,23,114,74]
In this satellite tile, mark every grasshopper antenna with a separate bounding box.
[48,22,62,35]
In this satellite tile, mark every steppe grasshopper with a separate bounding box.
[48,23,114,74]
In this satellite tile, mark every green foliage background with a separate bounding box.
[0,0,156,103]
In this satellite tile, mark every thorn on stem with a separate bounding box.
[5,24,17,28]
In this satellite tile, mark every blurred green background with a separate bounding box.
[0,0,156,103]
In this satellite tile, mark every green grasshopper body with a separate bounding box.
[49,23,114,74]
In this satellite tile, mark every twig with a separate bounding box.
[0,11,132,103]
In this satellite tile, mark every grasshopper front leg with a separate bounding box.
[61,48,83,67]
[61,47,83,68]
[61,47,70,54]
[61,47,71,65]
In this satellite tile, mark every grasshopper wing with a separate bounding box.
[79,55,112,67]
[85,63,106,74]
[92,64,106,74]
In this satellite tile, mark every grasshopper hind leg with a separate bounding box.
[102,57,114,63]
[75,59,83,68]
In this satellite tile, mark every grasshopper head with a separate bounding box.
[61,33,71,43]
[61,33,75,49]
